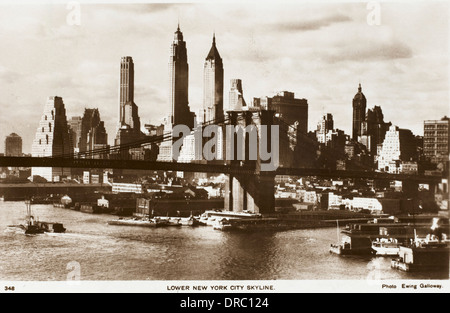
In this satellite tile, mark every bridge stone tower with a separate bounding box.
[223,109,277,214]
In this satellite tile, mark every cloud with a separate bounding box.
[273,14,352,32]
[321,39,413,63]
[0,66,22,84]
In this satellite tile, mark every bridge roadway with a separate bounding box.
[0,156,443,183]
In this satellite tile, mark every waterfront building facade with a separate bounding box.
[31,96,72,182]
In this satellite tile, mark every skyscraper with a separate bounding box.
[115,56,143,147]
[169,24,194,129]
[119,56,134,125]
[203,34,224,123]
[68,116,82,152]
[359,105,390,155]
[228,79,246,111]
[253,91,308,133]
[79,108,108,157]
[316,113,334,144]
[377,125,418,173]
[31,96,72,181]
[352,83,367,140]
[424,116,450,168]
[4,133,22,156]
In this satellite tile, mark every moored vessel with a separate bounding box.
[371,238,400,256]
[391,218,450,273]
[107,216,168,227]
[213,218,233,231]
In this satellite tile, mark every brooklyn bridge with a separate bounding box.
[0,112,444,214]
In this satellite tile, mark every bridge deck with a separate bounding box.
[0,156,443,183]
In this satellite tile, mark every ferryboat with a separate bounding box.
[391,218,450,273]
[391,240,449,273]
[371,238,400,256]
[330,221,373,255]
[329,237,373,255]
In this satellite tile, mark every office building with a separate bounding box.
[253,91,308,133]
[5,133,22,156]
[424,116,450,167]
[115,56,143,147]
[169,24,195,129]
[31,96,72,181]
[352,83,366,140]
[228,79,246,111]
[203,34,224,123]
[377,125,418,173]
[79,108,108,158]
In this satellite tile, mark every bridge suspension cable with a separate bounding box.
[51,116,230,159]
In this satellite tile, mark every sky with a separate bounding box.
[0,0,448,153]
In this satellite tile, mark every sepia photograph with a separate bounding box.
[0,0,448,296]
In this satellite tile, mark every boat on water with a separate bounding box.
[330,220,373,255]
[156,216,201,227]
[8,200,66,235]
[213,218,233,231]
[108,216,168,227]
[108,214,201,228]
[391,241,449,273]
[391,218,450,273]
[371,238,401,256]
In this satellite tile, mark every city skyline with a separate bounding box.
[0,1,448,153]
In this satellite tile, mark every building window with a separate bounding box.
[46,135,49,145]
[39,139,41,145]
[49,123,52,132]
[42,127,44,132]
[45,115,47,120]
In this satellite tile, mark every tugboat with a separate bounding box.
[9,200,66,235]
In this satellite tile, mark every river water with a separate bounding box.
[0,201,447,281]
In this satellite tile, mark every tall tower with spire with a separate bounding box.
[352,83,367,141]
[115,56,142,147]
[203,33,224,123]
[169,24,194,129]
[119,56,134,125]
